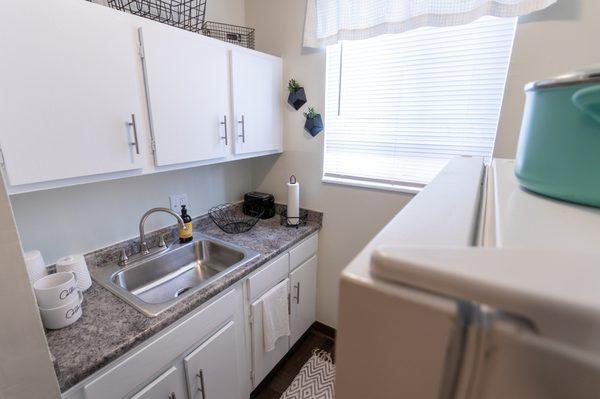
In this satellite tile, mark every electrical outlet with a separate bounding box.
[169,194,188,213]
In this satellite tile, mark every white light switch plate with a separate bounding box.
[169,194,188,213]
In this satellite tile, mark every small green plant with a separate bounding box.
[303,106,319,119]
[288,78,301,93]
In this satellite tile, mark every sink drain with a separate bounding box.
[175,286,193,297]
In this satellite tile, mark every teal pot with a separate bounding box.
[515,69,600,207]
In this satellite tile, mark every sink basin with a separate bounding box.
[92,235,259,317]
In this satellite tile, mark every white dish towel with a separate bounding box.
[262,278,291,352]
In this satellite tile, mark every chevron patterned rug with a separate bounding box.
[280,349,336,399]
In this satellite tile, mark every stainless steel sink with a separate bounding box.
[92,235,259,317]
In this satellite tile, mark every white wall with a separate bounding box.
[0,174,61,399]
[205,0,246,26]
[11,160,253,264]
[246,0,412,327]
[495,0,600,158]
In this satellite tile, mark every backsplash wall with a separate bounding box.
[10,160,254,264]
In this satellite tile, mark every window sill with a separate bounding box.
[321,175,423,195]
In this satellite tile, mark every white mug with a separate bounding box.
[33,272,78,309]
[39,290,83,330]
[56,254,92,291]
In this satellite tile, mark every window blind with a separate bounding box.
[323,16,517,191]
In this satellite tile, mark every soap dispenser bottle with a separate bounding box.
[178,205,193,243]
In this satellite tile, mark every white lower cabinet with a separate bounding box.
[250,295,291,385]
[184,321,240,399]
[247,233,319,388]
[131,366,186,399]
[290,255,318,346]
[62,233,318,399]
[78,288,243,399]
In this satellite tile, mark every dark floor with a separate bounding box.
[251,324,336,399]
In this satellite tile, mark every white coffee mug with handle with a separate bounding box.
[33,272,78,309]
[39,290,83,330]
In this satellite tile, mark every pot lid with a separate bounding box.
[525,66,600,91]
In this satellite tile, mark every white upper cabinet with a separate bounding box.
[0,0,283,193]
[231,51,283,155]
[0,0,145,186]
[140,25,230,166]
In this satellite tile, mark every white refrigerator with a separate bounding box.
[335,158,600,399]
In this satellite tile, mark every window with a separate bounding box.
[323,16,517,193]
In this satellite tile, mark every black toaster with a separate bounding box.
[243,192,276,219]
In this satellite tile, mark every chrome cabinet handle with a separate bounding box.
[220,115,228,146]
[127,113,140,155]
[196,370,206,397]
[294,282,300,304]
[168,393,176,399]
[237,115,245,143]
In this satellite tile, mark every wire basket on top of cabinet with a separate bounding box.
[201,21,255,49]
[107,0,206,33]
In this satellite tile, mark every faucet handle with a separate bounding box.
[118,249,129,267]
[158,235,167,248]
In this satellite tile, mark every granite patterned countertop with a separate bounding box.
[45,207,322,392]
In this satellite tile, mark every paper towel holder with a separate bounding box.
[280,208,308,228]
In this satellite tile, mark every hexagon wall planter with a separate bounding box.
[288,87,307,110]
[304,114,323,137]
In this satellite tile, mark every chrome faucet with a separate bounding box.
[139,207,187,255]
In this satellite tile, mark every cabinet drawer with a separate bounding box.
[247,253,289,302]
[84,289,238,399]
[289,234,318,272]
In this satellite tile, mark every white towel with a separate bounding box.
[262,278,291,352]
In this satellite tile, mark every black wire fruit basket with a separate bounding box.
[209,203,263,234]
[108,0,206,33]
[201,21,255,49]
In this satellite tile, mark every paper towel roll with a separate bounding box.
[56,254,92,291]
[287,175,300,225]
[24,250,47,284]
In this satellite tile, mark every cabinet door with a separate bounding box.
[231,51,282,155]
[0,0,144,186]
[250,286,290,386]
[184,321,241,399]
[140,25,229,166]
[290,255,317,345]
[130,366,187,399]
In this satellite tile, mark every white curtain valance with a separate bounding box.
[303,0,556,48]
